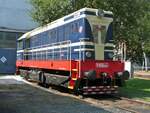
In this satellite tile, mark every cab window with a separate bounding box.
[92,25,106,44]
[17,40,23,50]
[25,39,30,49]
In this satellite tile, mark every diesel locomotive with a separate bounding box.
[16,8,125,95]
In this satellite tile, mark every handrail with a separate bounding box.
[25,40,70,50]
[78,38,90,78]
[69,40,72,77]
[23,40,71,61]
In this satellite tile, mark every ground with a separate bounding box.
[134,71,150,79]
[0,76,109,113]
[118,71,150,102]
[0,75,149,113]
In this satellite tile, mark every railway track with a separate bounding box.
[22,78,150,113]
[85,98,141,113]
[81,94,150,113]
[112,96,150,113]
[115,106,139,113]
[134,72,150,79]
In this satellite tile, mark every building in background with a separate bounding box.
[0,0,37,74]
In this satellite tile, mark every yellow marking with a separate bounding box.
[72,78,77,80]
[68,86,74,89]
[72,69,78,72]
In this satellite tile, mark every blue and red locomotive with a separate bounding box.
[16,8,125,95]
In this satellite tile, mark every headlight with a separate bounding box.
[117,72,123,76]
[85,51,92,58]
[101,72,108,77]
[108,52,114,59]
[96,9,104,17]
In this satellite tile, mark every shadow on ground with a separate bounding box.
[118,78,150,101]
[0,78,110,113]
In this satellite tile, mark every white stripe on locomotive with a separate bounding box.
[17,41,94,53]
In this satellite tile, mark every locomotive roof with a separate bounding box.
[18,8,113,40]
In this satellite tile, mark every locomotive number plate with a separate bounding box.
[96,63,109,68]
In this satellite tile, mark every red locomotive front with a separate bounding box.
[67,60,125,95]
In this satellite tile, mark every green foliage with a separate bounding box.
[29,0,150,61]
[30,0,71,25]
[119,78,150,102]
[104,0,150,62]
[29,0,107,25]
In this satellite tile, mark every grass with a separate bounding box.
[118,78,150,102]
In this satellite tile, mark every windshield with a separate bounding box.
[92,25,106,44]
[105,22,113,43]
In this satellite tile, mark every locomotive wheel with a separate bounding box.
[41,74,46,84]
[24,70,30,80]
[38,71,44,86]
[116,77,125,87]
[38,71,49,88]
[116,71,129,87]
[38,71,43,83]
[123,71,130,80]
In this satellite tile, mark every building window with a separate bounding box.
[0,31,23,48]
[5,32,16,41]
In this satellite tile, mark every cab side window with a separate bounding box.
[25,39,30,49]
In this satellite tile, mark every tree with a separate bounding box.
[29,0,107,25]
[30,0,72,25]
[29,0,150,62]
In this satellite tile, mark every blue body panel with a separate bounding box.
[106,22,113,43]
[27,18,88,47]
[17,16,113,61]
[0,48,16,74]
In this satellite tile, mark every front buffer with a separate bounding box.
[71,60,125,95]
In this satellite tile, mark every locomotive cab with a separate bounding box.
[76,9,125,94]
[88,10,113,61]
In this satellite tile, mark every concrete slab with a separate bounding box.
[0,76,110,113]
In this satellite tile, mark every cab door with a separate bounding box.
[93,25,106,60]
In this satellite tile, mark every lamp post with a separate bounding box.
[142,42,148,71]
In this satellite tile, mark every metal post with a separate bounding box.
[60,42,61,60]
[142,42,148,71]
[69,41,72,77]
[53,43,54,60]
[79,39,82,78]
